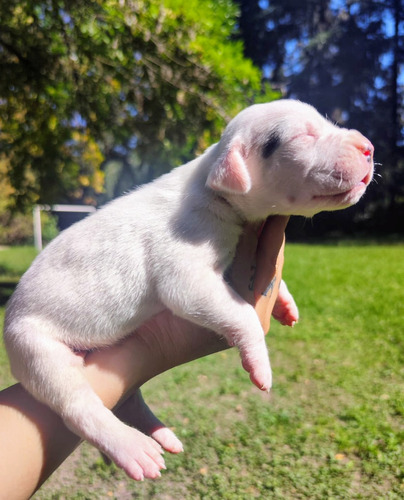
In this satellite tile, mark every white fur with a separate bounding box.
[3,100,374,480]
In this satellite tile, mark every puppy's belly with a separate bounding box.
[9,279,164,350]
[54,299,165,349]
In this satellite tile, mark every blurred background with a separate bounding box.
[0,0,403,243]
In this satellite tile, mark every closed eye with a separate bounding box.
[289,122,320,142]
[289,131,318,143]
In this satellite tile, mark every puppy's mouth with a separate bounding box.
[312,168,373,205]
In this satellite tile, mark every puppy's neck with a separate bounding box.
[207,191,247,226]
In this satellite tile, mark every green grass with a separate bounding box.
[0,245,38,279]
[0,245,38,313]
[0,246,39,385]
[1,243,403,498]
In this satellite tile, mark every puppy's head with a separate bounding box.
[206,100,374,220]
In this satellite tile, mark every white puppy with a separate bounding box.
[4,100,374,480]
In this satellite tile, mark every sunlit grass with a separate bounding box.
[0,246,37,279]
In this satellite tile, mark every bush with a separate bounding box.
[0,210,59,246]
[41,212,60,243]
[0,211,33,245]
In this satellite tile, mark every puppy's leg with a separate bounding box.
[4,321,165,480]
[272,280,299,327]
[161,273,272,391]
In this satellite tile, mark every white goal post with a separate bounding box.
[33,204,97,251]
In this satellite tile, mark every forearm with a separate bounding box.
[0,383,78,498]
[0,357,129,496]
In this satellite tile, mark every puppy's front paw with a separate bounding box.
[108,427,166,481]
[247,364,272,392]
[240,344,272,392]
[272,280,299,327]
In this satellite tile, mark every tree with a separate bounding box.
[0,0,276,211]
[235,0,404,235]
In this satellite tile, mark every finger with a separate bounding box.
[229,222,260,304]
[229,216,288,323]
[254,215,289,298]
[253,216,289,332]
[254,216,289,300]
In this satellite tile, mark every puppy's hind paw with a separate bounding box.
[114,390,184,454]
[106,427,166,481]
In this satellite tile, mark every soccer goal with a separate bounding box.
[33,204,97,251]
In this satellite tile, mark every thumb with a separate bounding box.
[253,216,289,332]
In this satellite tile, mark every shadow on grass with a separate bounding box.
[287,235,404,246]
[0,282,17,306]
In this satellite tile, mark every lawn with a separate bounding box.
[1,243,403,499]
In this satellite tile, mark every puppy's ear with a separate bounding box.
[206,138,251,194]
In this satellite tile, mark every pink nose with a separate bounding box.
[350,131,374,161]
[358,141,374,159]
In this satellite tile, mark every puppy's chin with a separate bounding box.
[304,163,373,215]
[284,183,368,218]
[312,181,367,208]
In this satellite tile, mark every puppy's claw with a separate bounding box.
[249,370,272,392]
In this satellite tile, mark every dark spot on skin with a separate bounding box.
[262,132,281,159]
